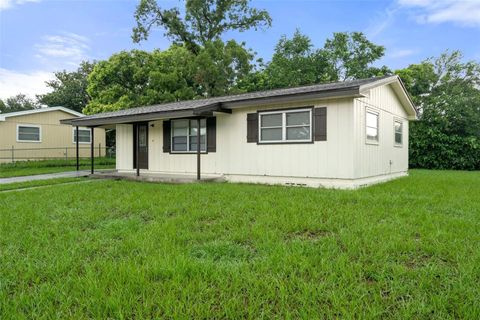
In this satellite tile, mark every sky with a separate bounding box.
[0,0,479,100]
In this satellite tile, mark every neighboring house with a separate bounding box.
[0,107,106,163]
[63,76,417,189]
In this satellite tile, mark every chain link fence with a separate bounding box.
[0,145,115,164]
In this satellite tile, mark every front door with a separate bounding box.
[133,123,148,169]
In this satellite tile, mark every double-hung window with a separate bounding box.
[171,119,206,152]
[73,128,92,144]
[394,120,403,146]
[366,110,379,143]
[17,125,41,142]
[259,108,312,143]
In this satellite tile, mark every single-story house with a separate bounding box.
[62,75,417,189]
[0,107,106,163]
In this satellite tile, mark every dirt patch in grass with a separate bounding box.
[285,229,334,242]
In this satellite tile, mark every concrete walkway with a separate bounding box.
[0,170,92,184]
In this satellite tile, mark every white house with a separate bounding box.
[62,75,417,189]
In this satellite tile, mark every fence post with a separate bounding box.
[11,145,14,163]
[98,143,101,158]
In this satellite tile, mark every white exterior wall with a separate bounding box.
[117,98,356,183]
[116,124,134,170]
[114,88,411,188]
[353,84,409,179]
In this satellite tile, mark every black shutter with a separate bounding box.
[247,113,258,143]
[207,117,216,152]
[314,107,327,141]
[163,120,171,152]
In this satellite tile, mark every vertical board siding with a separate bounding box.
[0,110,106,163]
[116,124,133,170]
[118,99,356,179]
[353,84,410,179]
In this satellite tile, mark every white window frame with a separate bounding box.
[258,108,312,144]
[365,109,379,145]
[16,124,42,143]
[394,119,403,147]
[72,127,92,144]
[170,119,207,153]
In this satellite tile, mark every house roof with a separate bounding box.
[0,106,83,122]
[62,75,417,126]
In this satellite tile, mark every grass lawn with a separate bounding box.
[0,170,479,318]
[0,158,115,178]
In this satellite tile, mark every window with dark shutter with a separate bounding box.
[207,117,216,152]
[314,107,327,141]
[163,120,171,153]
[247,113,258,143]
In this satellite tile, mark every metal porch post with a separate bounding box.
[76,126,79,171]
[90,127,94,174]
[136,124,140,177]
[197,118,201,180]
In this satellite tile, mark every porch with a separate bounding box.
[90,170,225,184]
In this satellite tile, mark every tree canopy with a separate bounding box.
[239,30,389,92]
[0,94,40,114]
[84,41,254,114]
[132,0,271,54]
[396,51,480,170]
[37,61,95,113]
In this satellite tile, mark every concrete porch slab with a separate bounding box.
[90,170,225,184]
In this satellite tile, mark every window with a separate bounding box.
[394,120,403,145]
[17,125,41,142]
[366,110,379,143]
[259,108,312,143]
[171,119,206,152]
[73,128,92,144]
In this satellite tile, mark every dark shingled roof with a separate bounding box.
[65,75,399,126]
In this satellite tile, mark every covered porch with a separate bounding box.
[61,101,231,181]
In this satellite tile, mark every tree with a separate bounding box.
[239,31,388,92]
[37,61,95,113]
[323,32,389,81]
[396,50,480,170]
[84,47,198,114]
[194,39,254,96]
[0,94,40,113]
[84,41,255,114]
[239,30,334,91]
[132,0,271,54]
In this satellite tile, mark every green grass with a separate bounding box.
[0,170,479,318]
[0,158,115,178]
[0,177,88,192]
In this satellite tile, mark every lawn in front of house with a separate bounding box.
[0,158,115,178]
[0,170,479,318]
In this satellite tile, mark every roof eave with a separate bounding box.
[61,87,363,127]
[223,87,362,109]
[359,75,418,119]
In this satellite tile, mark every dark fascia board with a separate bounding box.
[192,102,232,115]
[61,110,197,127]
[61,87,362,127]
[222,88,362,109]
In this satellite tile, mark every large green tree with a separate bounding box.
[396,51,480,170]
[323,32,390,81]
[85,41,254,114]
[240,31,388,92]
[0,94,40,114]
[37,61,95,113]
[239,30,334,91]
[132,0,271,54]
[84,47,197,114]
